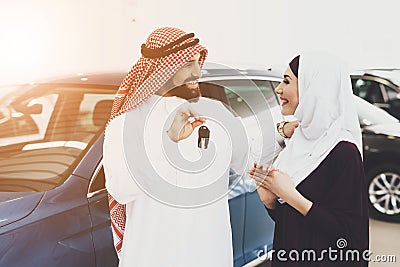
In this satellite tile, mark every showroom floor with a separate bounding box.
[369,218,400,266]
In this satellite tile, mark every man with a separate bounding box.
[103,27,251,267]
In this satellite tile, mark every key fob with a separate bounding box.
[198,126,210,149]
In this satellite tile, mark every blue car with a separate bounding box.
[0,69,278,267]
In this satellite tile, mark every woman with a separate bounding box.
[250,53,369,266]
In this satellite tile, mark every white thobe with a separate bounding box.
[103,95,250,267]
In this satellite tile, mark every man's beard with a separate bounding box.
[162,83,201,102]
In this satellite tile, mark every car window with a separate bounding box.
[0,85,117,192]
[354,96,398,125]
[200,79,279,119]
[201,79,279,198]
[223,79,277,118]
[74,93,115,143]
[384,86,400,102]
[88,162,106,196]
[0,94,58,146]
[352,79,384,103]
[386,88,399,101]
[271,81,280,89]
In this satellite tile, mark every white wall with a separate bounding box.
[0,0,399,84]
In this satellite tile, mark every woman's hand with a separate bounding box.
[248,163,278,209]
[283,120,299,138]
[256,186,278,209]
[250,164,295,200]
[167,105,205,142]
[265,170,296,201]
[249,163,313,216]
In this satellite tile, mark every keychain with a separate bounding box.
[198,125,210,149]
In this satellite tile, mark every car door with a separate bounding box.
[72,91,119,266]
[200,78,279,266]
[39,87,117,266]
[228,170,247,267]
[382,85,400,119]
[351,77,387,109]
[87,156,119,267]
[224,79,278,263]
[199,80,247,265]
[0,86,99,267]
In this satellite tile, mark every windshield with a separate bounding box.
[354,95,398,125]
[0,83,116,192]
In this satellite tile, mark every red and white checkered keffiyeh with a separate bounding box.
[105,27,208,255]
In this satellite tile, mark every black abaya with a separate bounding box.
[267,141,369,266]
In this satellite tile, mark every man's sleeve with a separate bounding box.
[103,115,143,204]
[229,116,251,175]
[228,118,280,182]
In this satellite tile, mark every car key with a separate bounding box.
[198,125,210,149]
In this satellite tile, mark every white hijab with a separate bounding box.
[274,52,363,186]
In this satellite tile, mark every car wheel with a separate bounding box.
[366,164,400,223]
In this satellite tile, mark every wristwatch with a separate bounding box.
[276,121,289,138]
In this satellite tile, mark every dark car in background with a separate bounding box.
[354,97,400,222]
[0,67,399,267]
[351,69,400,119]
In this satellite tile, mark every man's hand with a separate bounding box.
[283,120,299,138]
[167,105,206,142]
